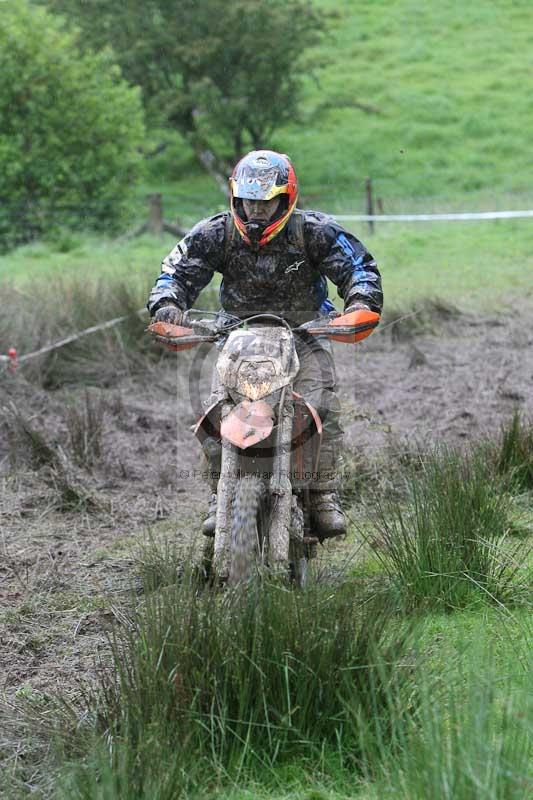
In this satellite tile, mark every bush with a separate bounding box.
[0,1,145,250]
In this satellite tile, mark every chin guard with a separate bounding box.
[245,219,266,248]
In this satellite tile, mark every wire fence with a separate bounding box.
[2,189,532,369]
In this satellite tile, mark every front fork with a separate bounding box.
[212,402,240,578]
[268,389,294,570]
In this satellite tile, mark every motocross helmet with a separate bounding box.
[229,150,298,248]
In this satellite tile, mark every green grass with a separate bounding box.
[362,219,533,309]
[136,0,533,211]
[367,445,527,611]
[51,573,531,800]
[280,0,533,205]
[56,576,413,799]
[2,215,532,316]
[2,422,531,798]
[495,412,533,493]
[0,232,173,286]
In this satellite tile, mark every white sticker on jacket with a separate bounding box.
[168,238,188,266]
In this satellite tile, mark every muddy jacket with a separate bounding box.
[147,210,382,325]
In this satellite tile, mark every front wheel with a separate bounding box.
[228,476,265,585]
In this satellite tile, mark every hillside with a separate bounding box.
[144,0,533,221]
[285,0,533,207]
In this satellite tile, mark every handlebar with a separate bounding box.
[148,308,380,349]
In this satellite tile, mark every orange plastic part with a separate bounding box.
[221,400,274,449]
[328,309,380,343]
[147,320,197,351]
[292,391,323,436]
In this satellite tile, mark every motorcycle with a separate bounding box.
[148,307,379,586]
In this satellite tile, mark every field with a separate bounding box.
[1,0,533,797]
[1,267,532,798]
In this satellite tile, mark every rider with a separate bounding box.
[148,150,382,540]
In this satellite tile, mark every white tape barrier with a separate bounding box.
[1,308,148,367]
[335,210,533,222]
[3,205,532,366]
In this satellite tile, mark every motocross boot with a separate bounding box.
[310,440,346,539]
[202,493,217,537]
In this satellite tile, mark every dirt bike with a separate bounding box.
[148,307,379,586]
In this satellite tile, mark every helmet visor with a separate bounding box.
[231,164,288,201]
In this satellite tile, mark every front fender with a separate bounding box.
[220,400,274,449]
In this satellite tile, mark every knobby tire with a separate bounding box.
[228,475,264,585]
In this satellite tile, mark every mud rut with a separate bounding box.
[1,308,532,708]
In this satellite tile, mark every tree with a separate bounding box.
[43,0,325,183]
[0,1,145,250]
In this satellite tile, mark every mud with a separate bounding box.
[0,308,532,707]
[338,307,533,453]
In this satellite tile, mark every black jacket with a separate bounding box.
[148,209,382,325]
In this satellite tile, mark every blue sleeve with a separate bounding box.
[305,212,383,313]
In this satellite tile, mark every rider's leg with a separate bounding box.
[294,333,346,539]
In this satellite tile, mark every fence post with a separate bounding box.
[365,177,375,233]
[147,193,164,234]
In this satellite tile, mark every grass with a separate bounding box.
[2,404,98,511]
[0,275,162,387]
[495,412,533,493]
[35,417,533,796]
[0,231,173,286]
[130,1,533,213]
[2,215,532,322]
[282,0,533,205]
[366,219,533,309]
[1,419,531,798]
[56,575,413,799]
[355,417,533,611]
[65,390,105,470]
[367,445,526,610]
[123,0,533,215]
[371,643,532,799]
[50,566,532,800]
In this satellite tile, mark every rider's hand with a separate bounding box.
[344,302,370,314]
[153,303,185,325]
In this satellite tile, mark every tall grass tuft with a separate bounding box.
[4,402,58,470]
[0,276,161,388]
[66,390,105,470]
[495,411,533,492]
[1,404,97,511]
[368,447,524,610]
[59,573,413,798]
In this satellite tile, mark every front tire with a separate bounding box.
[228,476,265,585]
